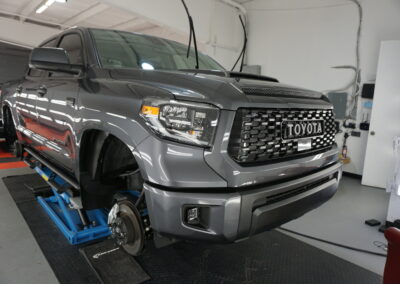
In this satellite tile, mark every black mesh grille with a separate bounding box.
[228,108,336,165]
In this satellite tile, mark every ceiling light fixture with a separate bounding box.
[36,0,66,14]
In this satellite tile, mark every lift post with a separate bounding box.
[34,166,111,245]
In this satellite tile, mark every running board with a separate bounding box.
[24,147,80,190]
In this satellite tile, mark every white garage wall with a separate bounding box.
[0,47,30,84]
[244,0,400,175]
[0,17,60,47]
[204,1,244,70]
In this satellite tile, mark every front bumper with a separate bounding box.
[144,162,342,242]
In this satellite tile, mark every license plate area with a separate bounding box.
[297,138,312,152]
[281,120,325,140]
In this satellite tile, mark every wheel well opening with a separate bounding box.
[79,130,143,209]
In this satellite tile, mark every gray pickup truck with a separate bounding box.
[1,27,341,255]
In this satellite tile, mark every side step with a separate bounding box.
[24,147,80,190]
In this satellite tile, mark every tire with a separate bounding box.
[82,135,147,255]
[3,108,17,149]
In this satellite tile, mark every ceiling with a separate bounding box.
[0,0,191,44]
[233,0,254,3]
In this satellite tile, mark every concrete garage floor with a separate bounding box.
[0,167,58,284]
[281,176,390,276]
[0,168,389,283]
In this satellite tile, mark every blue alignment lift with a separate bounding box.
[34,166,111,245]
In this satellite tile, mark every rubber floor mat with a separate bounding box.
[80,239,150,284]
[5,173,383,284]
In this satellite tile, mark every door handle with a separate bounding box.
[16,85,23,93]
[52,138,67,146]
[66,97,75,107]
[37,85,47,97]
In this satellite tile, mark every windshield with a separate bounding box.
[90,29,224,71]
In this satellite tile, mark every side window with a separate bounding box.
[28,38,58,77]
[58,34,83,65]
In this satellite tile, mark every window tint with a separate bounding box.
[58,33,83,65]
[44,38,58,48]
[28,38,58,77]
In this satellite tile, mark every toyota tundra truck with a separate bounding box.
[1,27,341,255]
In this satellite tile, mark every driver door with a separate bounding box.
[36,33,83,173]
[15,38,58,149]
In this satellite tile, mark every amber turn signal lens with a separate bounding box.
[141,105,160,116]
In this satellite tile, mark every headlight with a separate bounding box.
[140,100,219,147]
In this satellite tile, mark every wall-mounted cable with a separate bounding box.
[346,0,363,120]
[322,0,363,121]
[231,15,247,72]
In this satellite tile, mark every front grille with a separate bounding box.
[228,108,336,165]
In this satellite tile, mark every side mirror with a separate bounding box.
[29,47,83,75]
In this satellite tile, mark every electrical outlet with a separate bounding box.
[360,122,370,131]
[344,122,356,129]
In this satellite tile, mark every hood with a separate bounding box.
[109,68,326,110]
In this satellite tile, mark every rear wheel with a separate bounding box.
[3,108,17,149]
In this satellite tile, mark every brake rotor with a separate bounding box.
[109,200,145,256]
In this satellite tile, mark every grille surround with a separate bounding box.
[241,86,322,99]
[228,108,336,165]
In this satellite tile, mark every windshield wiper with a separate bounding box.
[181,0,199,69]
[231,15,247,72]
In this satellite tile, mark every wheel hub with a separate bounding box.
[110,217,127,246]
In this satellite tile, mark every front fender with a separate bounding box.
[75,77,174,183]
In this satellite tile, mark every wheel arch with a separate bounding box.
[77,128,147,209]
[2,97,14,115]
[77,125,148,177]
[2,101,20,132]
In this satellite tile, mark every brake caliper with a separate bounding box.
[108,203,128,246]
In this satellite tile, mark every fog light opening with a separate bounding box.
[184,206,210,230]
[186,207,200,225]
